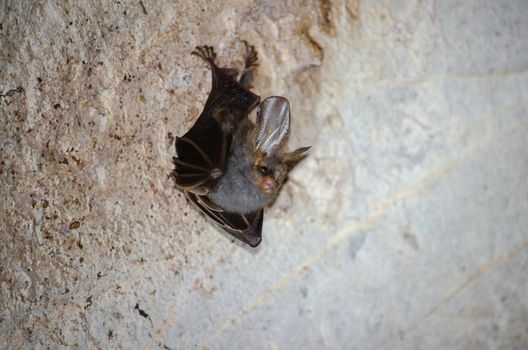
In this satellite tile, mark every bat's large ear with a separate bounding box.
[283,146,311,170]
[254,96,290,155]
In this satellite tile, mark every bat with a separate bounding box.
[172,43,309,247]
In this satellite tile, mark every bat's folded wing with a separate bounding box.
[173,66,260,196]
[185,191,263,247]
[173,112,228,195]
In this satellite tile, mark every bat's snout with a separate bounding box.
[259,175,278,194]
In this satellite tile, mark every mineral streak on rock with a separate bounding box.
[2,1,528,349]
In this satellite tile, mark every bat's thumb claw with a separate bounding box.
[210,167,223,179]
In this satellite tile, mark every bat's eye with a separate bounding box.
[258,165,269,175]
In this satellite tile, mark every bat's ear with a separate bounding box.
[283,146,311,170]
[254,96,290,155]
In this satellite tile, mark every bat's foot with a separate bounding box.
[242,40,258,69]
[192,45,217,65]
[239,40,258,89]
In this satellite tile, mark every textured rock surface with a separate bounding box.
[1,0,527,349]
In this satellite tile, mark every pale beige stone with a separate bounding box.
[1,1,527,349]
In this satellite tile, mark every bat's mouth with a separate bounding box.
[257,175,278,194]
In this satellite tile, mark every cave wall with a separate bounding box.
[1,1,528,349]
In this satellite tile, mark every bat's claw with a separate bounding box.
[210,167,223,179]
[242,40,258,69]
[192,45,217,64]
[239,41,259,88]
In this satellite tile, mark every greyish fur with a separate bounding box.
[209,118,272,213]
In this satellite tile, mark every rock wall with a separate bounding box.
[1,0,527,349]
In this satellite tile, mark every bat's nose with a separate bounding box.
[259,175,278,194]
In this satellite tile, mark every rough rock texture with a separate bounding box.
[1,0,527,349]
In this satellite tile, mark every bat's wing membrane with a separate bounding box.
[186,191,263,247]
[173,118,227,195]
[173,45,260,196]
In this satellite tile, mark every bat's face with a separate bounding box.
[251,154,288,195]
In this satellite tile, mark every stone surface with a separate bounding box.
[1,0,528,349]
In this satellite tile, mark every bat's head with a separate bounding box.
[250,96,310,196]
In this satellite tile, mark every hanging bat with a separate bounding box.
[172,43,309,247]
